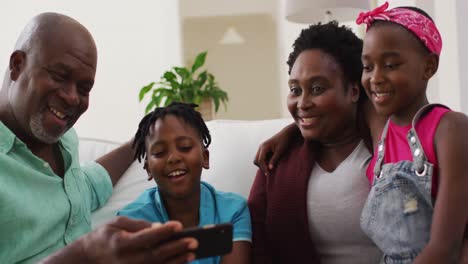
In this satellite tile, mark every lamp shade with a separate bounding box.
[285,0,370,24]
[219,26,245,45]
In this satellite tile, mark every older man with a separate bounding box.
[0,13,196,264]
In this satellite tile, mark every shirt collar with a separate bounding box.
[152,182,216,225]
[0,121,72,154]
[0,121,17,154]
[58,128,75,157]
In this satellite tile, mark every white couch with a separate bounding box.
[78,118,292,228]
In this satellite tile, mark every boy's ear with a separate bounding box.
[9,50,26,81]
[202,149,210,169]
[144,160,153,181]
[349,82,360,103]
[146,172,153,181]
[423,54,439,80]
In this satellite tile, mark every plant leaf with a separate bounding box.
[138,50,229,114]
[191,51,207,73]
[193,95,202,105]
[145,100,156,114]
[151,88,164,107]
[139,82,155,102]
[196,71,208,88]
[169,80,180,90]
[213,97,220,112]
[163,71,177,82]
[174,67,190,79]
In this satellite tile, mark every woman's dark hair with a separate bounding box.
[133,102,211,163]
[287,21,364,99]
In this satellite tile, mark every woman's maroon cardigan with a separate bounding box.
[248,136,321,264]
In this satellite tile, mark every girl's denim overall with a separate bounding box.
[360,104,445,264]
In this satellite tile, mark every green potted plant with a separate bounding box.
[138,51,228,119]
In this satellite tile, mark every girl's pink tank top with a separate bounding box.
[366,106,450,198]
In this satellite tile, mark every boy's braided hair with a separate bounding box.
[133,102,211,163]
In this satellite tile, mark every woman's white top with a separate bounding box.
[307,140,382,264]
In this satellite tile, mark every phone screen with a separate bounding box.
[168,223,233,259]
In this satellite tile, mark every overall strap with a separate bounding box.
[407,104,449,175]
[373,119,391,179]
[373,104,449,179]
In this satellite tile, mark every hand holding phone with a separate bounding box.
[166,223,233,259]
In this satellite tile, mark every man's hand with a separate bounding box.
[254,123,298,176]
[41,216,197,264]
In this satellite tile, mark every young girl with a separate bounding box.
[255,2,468,263]
[356,2,468,263]
[118,102,252,264]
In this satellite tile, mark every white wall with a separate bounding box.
[276,0,305,118]
[180,0,275,18]
[0,0,182,143]
[182,14,281,120]
[433,0,461,111]
[456,0,468,114]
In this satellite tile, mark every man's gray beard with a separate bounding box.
[30,112,64,144]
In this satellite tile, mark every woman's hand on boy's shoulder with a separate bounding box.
[254,123,298,176]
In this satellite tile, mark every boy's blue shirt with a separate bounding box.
[118,181,252,264]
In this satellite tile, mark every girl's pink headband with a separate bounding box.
[356,1,442,56]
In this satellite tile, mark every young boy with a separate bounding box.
[118,102,251,264]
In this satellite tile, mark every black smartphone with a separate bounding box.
[167,223,233,259]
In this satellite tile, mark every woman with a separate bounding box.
[248,21,382,263]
